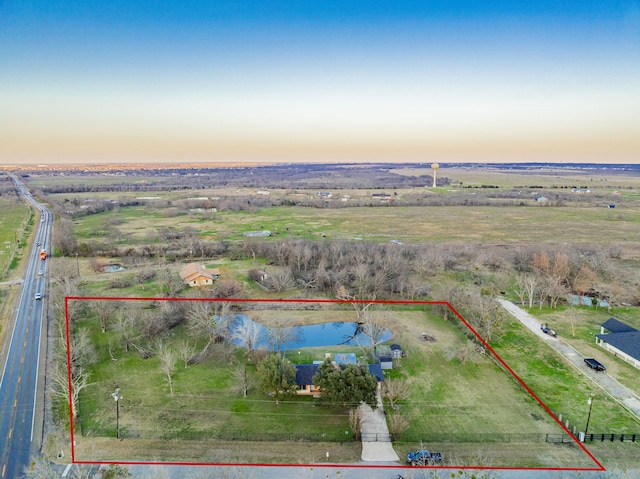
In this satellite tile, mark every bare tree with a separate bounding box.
[414,244,445,277]
[359,310,387,354]
[50,363,92,418]
[175,338,197,368]
[335,285,375,322]
[266,320,299,354]
[231,319,264,361]
[186,301,231,362]
[382,378,411,409]
[545,275,568,309]
[387,412,410,441]
[61,327,97,375]
[53,217,77,257]
[514,274,538,308]
[264,266,294,292]
[114,308,138,352]
[459,290,505,342]
[349,408,363,441]
[93,301,117,333]
[573,264,596,296]
[232,364,256,397]
[431,282,460,321]
[156,341,177,396]
[158,267,184,297]
[565,306,580,337]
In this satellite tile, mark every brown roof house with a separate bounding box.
[179,263,221,287]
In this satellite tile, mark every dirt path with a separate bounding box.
[359,393,400,462]
[497,298,640,421]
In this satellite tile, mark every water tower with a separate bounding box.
[431,163,439,188]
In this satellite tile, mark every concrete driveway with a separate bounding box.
[359,393,400,462]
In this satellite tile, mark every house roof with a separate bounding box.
[601,318,638,334]
[295,364,319,386]
[179,263,221,282]
[596,331,640,361]
[294,363,385,385]
[597,318,640,361]
[368,363,385,382]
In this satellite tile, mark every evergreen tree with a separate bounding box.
[313,358,378,409]
[256,353,297,404]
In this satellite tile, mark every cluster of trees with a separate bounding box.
[513,249,625,309]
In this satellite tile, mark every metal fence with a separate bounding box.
[81,427,353,443]
[584,433,639,443]
[395,432,574,444]
[361,432,392,442]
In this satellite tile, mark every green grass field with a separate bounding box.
[70,202,640,246]
[69,300,618,468]
[0,198,31,278]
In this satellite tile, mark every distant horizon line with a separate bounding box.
[1,159,638,171]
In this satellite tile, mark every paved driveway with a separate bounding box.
[359,393,400,462]
[497,299,640,421]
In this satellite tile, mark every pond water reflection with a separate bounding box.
[229,314,392,351]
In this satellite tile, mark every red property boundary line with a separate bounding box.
[64,296,605,472]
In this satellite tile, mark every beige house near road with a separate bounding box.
[179,263,221,287]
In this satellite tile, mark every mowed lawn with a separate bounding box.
[71,203,640,245]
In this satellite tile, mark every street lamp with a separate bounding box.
[112,387,122,439]
[584,394,595,440]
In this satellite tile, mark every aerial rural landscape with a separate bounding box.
[1,162,640,479]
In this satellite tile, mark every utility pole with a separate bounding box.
[584,394,595,440]
[112,387,122,439]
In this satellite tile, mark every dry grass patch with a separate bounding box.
[74,436,361,464]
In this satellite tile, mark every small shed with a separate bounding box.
[390,344,403,359]
[379,356,393,370]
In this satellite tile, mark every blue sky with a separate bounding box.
[1,1,639,164]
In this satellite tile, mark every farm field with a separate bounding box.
[67,298,605,469]
[69,203,640,247]
[0,197,31,278]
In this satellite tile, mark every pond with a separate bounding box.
[102,264,125,273]
[229,314,392,351]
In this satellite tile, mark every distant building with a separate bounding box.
[372,193,391,199]
[243,230,272,237]
[179,263,221,287]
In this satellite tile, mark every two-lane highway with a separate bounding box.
[0,176,52,478]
